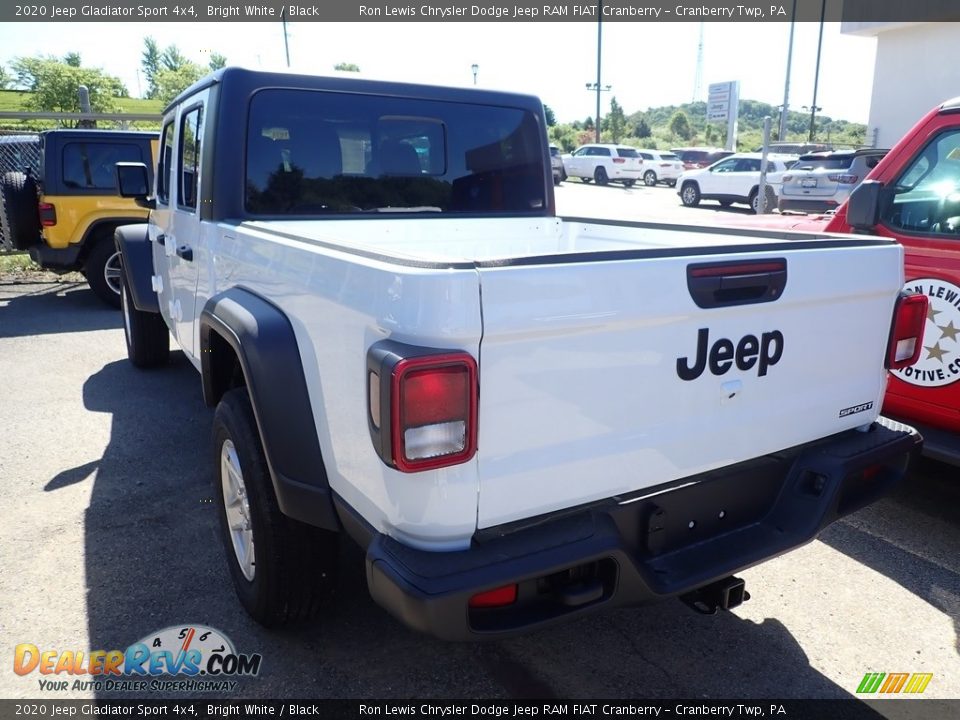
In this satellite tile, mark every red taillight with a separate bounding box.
[886,292,928,369]
[38,202,56,227]
[828,174,858,184]
[612,157,625,164]
[387,353,478,472]
[469,584,517,608]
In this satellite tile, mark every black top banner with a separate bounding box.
[1,699,958,720]
[3,0,960,23]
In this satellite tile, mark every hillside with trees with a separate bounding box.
[547,97,869,152]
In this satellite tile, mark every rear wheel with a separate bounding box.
[85,238,123,308]
[680,182,701,207]
[213,387,339,627]
[643,170,657,187]
[0,171,40,251]
[594,166,609,186]
[750,186,777,214]
[623,179,635,188]
[581,176,591,184]
[121,271,169,369]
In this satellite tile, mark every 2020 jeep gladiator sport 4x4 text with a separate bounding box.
[114,68,924,639]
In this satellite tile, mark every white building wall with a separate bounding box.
[844,22,960,148]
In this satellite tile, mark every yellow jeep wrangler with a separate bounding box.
[0,129,157,307]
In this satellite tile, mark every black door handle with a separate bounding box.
[153,233,165,243]
[176,245,193,262]
[687,259,787,308]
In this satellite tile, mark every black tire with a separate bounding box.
[553,175,562,186]
[680,182,701,207]
[581,176,591,183]
[623,180,636,188]
[749,187,777,214]
[213,387,339,627]
[0,172,40,251]
[594,166,609,186]
[85,237,123,308]
[560,169,567,181]
[643,170,657,187]
[121,271,169,369]
[668,180,676,188]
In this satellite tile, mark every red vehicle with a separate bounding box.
[731,98,960,464]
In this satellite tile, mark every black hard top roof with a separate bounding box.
[165,66,545,116]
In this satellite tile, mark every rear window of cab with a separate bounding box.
[244,88,547,216]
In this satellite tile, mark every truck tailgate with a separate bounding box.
[475,232,904,529]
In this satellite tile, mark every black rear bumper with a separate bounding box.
[360,418,920,640]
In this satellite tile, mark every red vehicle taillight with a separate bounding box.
[612,157,625,164]
[469,584,517,608]
[38,202,56,227]
[828,173,858,184]
[368,342,478,472]
[886,292,928,370]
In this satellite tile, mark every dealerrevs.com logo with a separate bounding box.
[14,625,262,693]
[892,278,960,388]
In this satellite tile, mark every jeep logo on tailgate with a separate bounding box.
[677,328,784,380]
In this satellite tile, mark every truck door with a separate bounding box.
[150,120,175,334]
[872,124,960,429]
[164,96,208,360]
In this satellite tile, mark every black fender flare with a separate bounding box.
[113,224,159,313]
[199,287,340,532]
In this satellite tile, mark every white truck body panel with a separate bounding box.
[165,216,904,548]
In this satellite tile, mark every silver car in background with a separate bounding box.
[778,149,888,213]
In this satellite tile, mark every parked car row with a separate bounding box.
[557,144,684,187]
[552,142,887,218]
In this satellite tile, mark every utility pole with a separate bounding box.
[595,1,603,142]
[808,0,826,142]
[778,0,796,142]
[282,8,291,67]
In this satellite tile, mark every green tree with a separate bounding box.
[583,116,594,130]
[668,110,692,140]
[606,97,626,142]
[161,46,189,72]
[208,52,228,71]
[153,63,205,104]
[141,37,162,98]
[334,62,361,72]
[633,117,652,139]
[11,55,127,122]
[0,66,11,90]
[543,104,556,126]
[63,52,82,68]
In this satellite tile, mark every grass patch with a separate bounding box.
[0,252,39,272]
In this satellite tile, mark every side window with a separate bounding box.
[735,159,761,172]
[156,121,174,204]
[882,130,960,236]
[597,147,611,157]
[573,147,587,157]
[178,106,203,210]
[62,142,142,190]
[712,159,737,173]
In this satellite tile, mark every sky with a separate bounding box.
[0,20,877,126]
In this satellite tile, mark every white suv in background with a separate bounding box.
[677,153,797,213]
[563,144,643,187]
[635,149,684,187]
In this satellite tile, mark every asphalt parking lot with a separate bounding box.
[0,182,958,713]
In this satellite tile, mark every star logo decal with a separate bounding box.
[927,304,941,323]
[925,341,949,363]
[938,320,959,342]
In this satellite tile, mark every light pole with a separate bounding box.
[471,63,478,86]
[778,0,797,142]
[585,83,611,142]
[594,2,603,142]
[803,106,823,142]
[808,0,826,141]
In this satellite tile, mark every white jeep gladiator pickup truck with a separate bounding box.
[114,68,925,640]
